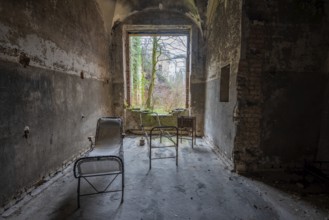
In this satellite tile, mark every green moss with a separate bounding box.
[127,109,185,127]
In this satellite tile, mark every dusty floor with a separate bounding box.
[1,136,329,220]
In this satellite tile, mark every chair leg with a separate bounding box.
[149,145,152,170]
[176,145,178,166]
[179,131,181,143]
[192,129,194,148]
[192,128,194,148]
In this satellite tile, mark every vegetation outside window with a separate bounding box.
[129,35,188,113]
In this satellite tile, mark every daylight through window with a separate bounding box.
[129,34,188,113]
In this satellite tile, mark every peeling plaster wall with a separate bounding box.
[112,0,203,32]
[234,0,329,172]
[110,10,205,135]
[0,1,110,80]
[204,0,242,166]
[0,0,113,206]
[96,0,117,35]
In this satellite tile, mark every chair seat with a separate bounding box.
[88,145,122,157]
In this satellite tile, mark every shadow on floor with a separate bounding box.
[241,169,329,211]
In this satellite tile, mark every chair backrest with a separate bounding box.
[95,117,122,147]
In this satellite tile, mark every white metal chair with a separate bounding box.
[73,117,124,208]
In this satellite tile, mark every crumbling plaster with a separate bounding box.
[0,0,110,81]
[204,0,242,168]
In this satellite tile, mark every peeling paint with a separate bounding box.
[0,27,107,80]
[112,0,203,33]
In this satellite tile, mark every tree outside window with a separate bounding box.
[129,35,187,113]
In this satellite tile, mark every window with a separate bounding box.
[128,34,188,113]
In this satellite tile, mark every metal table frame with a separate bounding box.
[149,126,179,169]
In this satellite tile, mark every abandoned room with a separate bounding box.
[1,0,329,219]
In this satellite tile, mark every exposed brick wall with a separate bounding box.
[234,22,265,172]
[234,0,329,172]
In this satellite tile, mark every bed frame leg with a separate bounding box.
[121,167,124,203]
[149,139,152,170]
[77,177,81,208]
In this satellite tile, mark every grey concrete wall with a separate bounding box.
[204,0,242,165]
[0,0,113,206]
[110,10,205,135]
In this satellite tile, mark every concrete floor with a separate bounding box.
[1,136,329,220]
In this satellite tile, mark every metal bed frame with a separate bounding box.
[73,117,124,208]
[139,110,176,140]
[136,110,180,169]
[139,110,161,133]
[149,126,179,169]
